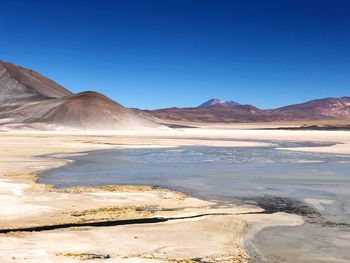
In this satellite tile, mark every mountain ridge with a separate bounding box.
[1,61,349,128]
[148,96,350,123]
[0,61,72,102]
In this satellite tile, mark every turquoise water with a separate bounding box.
[40,142,350,262]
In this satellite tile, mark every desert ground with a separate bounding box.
[1,125,349,262]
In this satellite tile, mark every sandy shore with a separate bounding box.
[1,127,348,262]
[5,126,350,153]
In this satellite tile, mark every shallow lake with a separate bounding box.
[40,141,350,262]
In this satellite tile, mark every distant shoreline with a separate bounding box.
[274,124,350,131]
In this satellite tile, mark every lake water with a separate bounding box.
[39,141,350,262]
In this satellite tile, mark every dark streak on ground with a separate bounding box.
[0,212,255,234]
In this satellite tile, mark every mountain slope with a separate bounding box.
[0,91,157,130]
[0,62,158,130]
[0,61,72,102]
[268,97,350,120]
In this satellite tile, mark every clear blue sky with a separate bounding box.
[1,0,349,109]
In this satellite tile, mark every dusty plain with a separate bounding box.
[1,124,349,262]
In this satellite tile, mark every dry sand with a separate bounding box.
[1,126,348,262]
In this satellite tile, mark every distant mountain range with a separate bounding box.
[0,61,349,130]
[147,97,350,123]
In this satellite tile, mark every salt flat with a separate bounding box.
[1,126,348,262]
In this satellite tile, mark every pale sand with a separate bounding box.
[1,127,348,262]
[4,127,350,153]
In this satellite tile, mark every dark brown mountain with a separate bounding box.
[147,97,350,123]
[0,61,158,130]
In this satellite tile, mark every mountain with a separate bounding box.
[0,61,72,102]
[268,97,350,120]
[1,61,349,128]
[147,97,350,123]
[147,104,264,123]
[0,61,158,130]
[197,98,240,108]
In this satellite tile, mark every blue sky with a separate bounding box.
[1,0,349,109]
